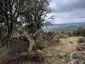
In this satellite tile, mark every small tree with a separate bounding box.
[0,0,29,37]
[24,0,50,34]
[72,27,85,37]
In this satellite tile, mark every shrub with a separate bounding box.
[58,29,69,38]
[0,48,9,60]
[59,33,69,38]
[32,40,44,50]
[72,27,85,37]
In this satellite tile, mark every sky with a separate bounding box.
[48,0,85,24]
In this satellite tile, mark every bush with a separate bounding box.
[32,40,44,50]
[72,27,85,37]
[59,33,69,38]
[0,48,9,60]
[58,30,69,38]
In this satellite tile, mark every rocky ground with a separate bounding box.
[0,36,85,64]
[43,37,79,64]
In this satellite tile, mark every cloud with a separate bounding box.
[49,0,85,24]
[54,0,85,12]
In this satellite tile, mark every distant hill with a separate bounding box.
[43,22,85,32]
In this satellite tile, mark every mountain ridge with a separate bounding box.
[43,22,85,32]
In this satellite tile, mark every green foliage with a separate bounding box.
[58,30,69,38]
[59,34,69,38]
[67,31,73,37]
[24,0,50,34]
[32,40,44,50]
[0,0,50,37]
[72,27,85,36]
[0,0,27,36]
[0,48,8,60]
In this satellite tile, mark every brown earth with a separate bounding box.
[55,43,77,52]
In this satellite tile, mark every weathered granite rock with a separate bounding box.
[9,36,30,55]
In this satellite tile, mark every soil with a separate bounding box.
[55,43,77,52]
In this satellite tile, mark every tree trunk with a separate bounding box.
[7,22,13,38]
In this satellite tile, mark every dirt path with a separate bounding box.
[55,43,77,52]
[55,37,79,52]
[48,37,79,52]
[43,37,79,64]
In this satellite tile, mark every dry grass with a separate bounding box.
[60,37,80,45]
[43,37,80,64]
[0,37,80,64]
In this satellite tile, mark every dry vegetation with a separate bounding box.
[43,37,80,64]
[0,35,84,64]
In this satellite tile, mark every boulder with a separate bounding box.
[28,49,45,62]
[19,36,29,42]
[69,51,85,64]
[68,59,84,64]
[52,36,60,43]
[9,36,30,55]
[76,43,85,51]
[33,29,45,41]
[44,31,60,43]
[78,37,85,43]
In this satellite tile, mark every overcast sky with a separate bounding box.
[49,0,85,24]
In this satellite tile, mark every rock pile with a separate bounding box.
[76,43,85,51]
[28,49,45,62]
[44,31,60,43]
[68,37,85,64]
[9,36,30,55]
[76,37,85,51]
[78,37,85,43]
